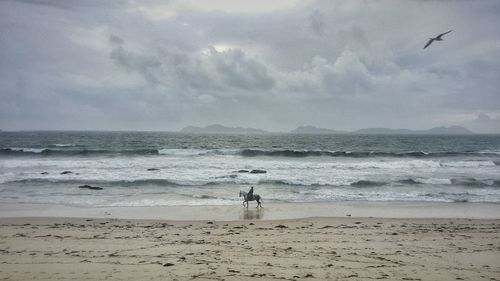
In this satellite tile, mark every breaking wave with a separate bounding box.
[239,149,500,158]
[5,178,184,187]
[7,177,498,189]
[3,147,500,159]
[0,148,159,157]
[350,180,387,187]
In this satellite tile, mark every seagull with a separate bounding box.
[423,30,452,49]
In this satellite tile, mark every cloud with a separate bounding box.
[309,10,325,36]
[109,34,124,45]
[467,113,500,133]
[1,0,500,131]
[109,39,276,97]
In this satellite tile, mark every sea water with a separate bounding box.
[1,131,499,207]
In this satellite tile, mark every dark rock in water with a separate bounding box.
[250,169,267,174]
[163,262,174,267]
[147,168,160,171]
[398,179,421,185]
[214,174,237,179]
[78,185,103,190]
[61,171,72,175]
[350,180,385,187]
[237,170,249,173]
[41,172,49,175]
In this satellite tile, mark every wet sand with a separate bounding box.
[0,216,499,281]
[2,201,500,220]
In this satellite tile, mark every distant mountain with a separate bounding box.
[290,126,346,134]
[352,126,473,135]
[425,126,474,134]
[180,124,268,134]
[180,124,473,135]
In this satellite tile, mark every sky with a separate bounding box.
[1,0,499,133]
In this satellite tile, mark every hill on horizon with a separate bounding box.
[352,126,473,135]
[179,124,474,135]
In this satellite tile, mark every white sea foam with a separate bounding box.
[8,147,46,153]
[415,178,452,185]
[440,160,496,168]
[479,150,500,155]
[52,144,75,147]
[158,149,211,156]
[158,148,239,156]
[2,144,500,206]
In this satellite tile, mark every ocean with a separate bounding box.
[1,131,499,207]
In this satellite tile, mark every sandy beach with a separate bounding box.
[1,213,499,280]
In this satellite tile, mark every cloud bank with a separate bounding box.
[1,0,499,132]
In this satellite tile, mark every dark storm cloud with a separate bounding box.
[0,0,499,132]
[109,35,275,93]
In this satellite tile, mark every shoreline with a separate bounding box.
[2,201,500,220]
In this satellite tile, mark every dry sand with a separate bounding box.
[0,216,499,281]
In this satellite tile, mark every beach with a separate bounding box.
[1,132,500,279]
[1,215,499,281]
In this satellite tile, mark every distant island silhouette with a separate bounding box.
[179,124,474,135]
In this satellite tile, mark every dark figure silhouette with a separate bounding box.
[247,186,254,201]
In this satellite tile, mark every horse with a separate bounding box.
[239,190,263,208]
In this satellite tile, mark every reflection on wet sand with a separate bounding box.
[240,208,264,220]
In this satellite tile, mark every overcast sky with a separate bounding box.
[1,0,499,132]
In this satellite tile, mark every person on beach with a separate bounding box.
[247,186,254,201]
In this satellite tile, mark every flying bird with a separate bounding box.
[423,30,452,49]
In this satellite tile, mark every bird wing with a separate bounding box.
[423,38,434,49]
[437,30,452,39]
